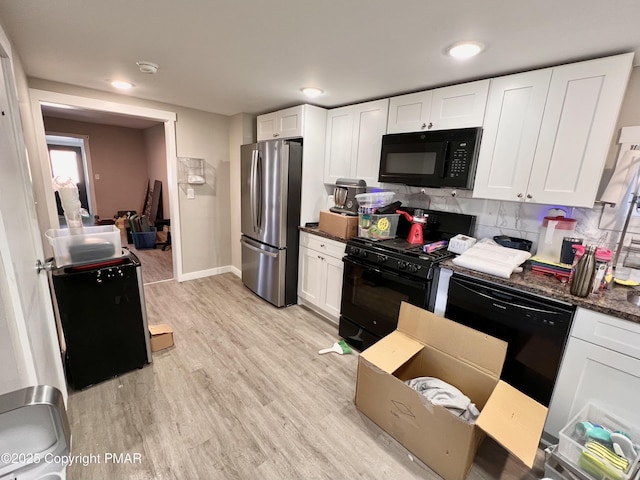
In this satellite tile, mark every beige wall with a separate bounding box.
[27,78,232,274]
[43,116,150,220]
[229,113,256,272]
[144,123,169,219]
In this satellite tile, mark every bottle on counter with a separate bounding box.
[570,245,596,297]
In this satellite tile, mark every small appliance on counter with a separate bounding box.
[329,178,367,216]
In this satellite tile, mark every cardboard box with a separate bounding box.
[318,210,359,239]
[355,302,547,480]
[149,324,174,352]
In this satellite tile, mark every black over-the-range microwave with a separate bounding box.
[378,127,482,189]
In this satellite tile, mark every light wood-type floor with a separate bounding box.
[66,273,547,479]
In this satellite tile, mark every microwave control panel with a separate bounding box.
[446,140,472,179]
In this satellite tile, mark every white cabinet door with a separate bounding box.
[257,105,304,141]
[527,53,633,207]
[298,245,322,305]
[324,106,354,184]
[351,98,389,186]
[430,80,489,130]
[473,70,552,201]
[387,91,432,134]
[320,253,344,320]
[257,112,277,141]
[545,336,640,440]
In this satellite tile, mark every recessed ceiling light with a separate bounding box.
[110,80,134,90]
[301,87,324,98]
[446,41,484,59]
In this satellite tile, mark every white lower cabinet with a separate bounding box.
[298,232,345,324]
[545,307,640,440]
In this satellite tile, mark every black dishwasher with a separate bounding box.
[444,273,575,406]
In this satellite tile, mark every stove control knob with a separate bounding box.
[360,250,368,258]
[398,261,406,269]
[409,264,421,273]
[377,255,387,263]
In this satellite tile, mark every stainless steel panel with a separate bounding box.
[241,235,286,307]
[240,141,289,248]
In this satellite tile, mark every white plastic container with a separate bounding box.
[45,225,122,267]
[354,191,395,208]
[557,403,640,480]
[537,216,577,263]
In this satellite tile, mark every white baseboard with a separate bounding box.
[178,265,239,282]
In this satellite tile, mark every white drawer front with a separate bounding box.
[300,231,346,258]
[572,307,640,359]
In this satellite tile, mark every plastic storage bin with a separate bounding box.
[354,191,395,208]
[557,403,640,480]
[358,213,399,239]
[132,227,157,249]
[46,225,122,267]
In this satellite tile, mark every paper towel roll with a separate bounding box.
[600,149,640,206]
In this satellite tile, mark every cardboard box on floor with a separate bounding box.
[318,210,358,240]
[355,302,547,480]
[149,324,174,352]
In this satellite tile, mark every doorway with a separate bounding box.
[29,90,183,281]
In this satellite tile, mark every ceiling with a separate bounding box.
[1,0,640,117]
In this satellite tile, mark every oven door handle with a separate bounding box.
[343,256,429,288]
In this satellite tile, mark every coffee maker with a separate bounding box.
[330,178,367,216]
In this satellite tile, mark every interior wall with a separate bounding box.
[229,113,256,273]
[144,123,169,219]
[176,107,231,272]
[28,79,232,275]
[43,116,149,220]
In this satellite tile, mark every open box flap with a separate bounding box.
[149,323,173,335]
[476,380,548,468]
[397,302,507,377]
[360,330,423,374]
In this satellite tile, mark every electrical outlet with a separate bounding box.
[187,188,195,199]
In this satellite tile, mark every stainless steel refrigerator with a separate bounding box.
[240,139,302,307]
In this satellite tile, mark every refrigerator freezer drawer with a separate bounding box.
[241,236,286,307]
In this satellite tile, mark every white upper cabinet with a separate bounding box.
[386,80,489,133]
[257,105,304,140]
[324,98,389,185]
[473,69,552,201]
[386,91,432,134]
[527,55,633,206]
[473,53,633,207]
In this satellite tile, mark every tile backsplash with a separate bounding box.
[383,184,640,270]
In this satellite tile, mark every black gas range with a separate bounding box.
[339,207,475,351]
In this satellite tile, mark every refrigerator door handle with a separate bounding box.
[250,149,258,233]
[256,148,263,231]
[240,237,278,258]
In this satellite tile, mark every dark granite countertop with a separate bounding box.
[299,226,349,244]
[441,259,640,324]
[299,227,640,324]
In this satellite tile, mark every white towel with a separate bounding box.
[405,377,480,423]
[600,149,640,206]
[452,242,531,278]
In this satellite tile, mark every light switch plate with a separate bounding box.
[187,188,195,199]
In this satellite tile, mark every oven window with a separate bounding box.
[341,259,428,338]
[385,152,437,175]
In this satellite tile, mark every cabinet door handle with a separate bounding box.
[273,133,279,137]
[526,194,533,199]
[320,243,325,248]
[421,123,427,129]
[517,193,524,198]
[427,122,433,129]
[317,255,324,260]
